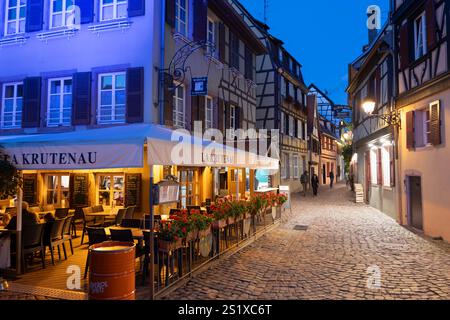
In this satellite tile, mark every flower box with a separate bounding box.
[198,227,212,239]
[227,216,236,225]
[158,239,183,252]
[186,230,198,242]
[212,219,227,230]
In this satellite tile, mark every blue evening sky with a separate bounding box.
[239,0,389,104]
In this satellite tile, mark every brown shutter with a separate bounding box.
[389,145,395,187]
[375,67,381,109]
[429,101,441,146]
[217,98,224,132]
[163,72,174,127]
[193,0,208,42]
[191,95,199,121]
[165,0,175,27]
[224,102,230,130]
[218,22,226,63]
[22,77,42,128]
[126,67,144,123]
[377,148,382,186]
[399,22,410,69]
[199,96,206,129]
[72,72,91,125]
[426,0,437,50]
[406,111,415,150]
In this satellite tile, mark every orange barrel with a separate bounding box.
[88,241,136,300]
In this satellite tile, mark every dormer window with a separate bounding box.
[414,13,427,60]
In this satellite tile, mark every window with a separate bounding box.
[98,174,125,207]
[47,78,72,127]
[230,105,237,130]
[280,112,285,134]
[414,108,432,147]
[4,0,26,35]
[285,153,290,179]
[230,32,240,69]
[205,96,213,129]
[293,155,299,179]
[175,0,188,36]
[379,60,389,106]
[297,120,302,139]
[46,175,70,207]
[206,18,216,56]
[179,169,200,208]
[1,82,22,129]
[289,115,295,137]
[414,13,427,60]
[98,72,126,124]
[370,149,379,186]
[100,0,128,21]
[173,84,185,128]
[281,77,286,97]
[381,146,391,187]
[50,0,75,28]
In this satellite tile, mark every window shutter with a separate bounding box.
[375,67,381,109]
[126,67,144,123]
[389,145,396,187]
[25,0,44,32]
[76,0,94,23]
[224,103,230,130]
[377,149,382,186]
[429,101,441,146]
[218,23,226,63]
[365,151,371,185]
[163,73,174,127]
[399,22,410,69]
[193,0,208,42]
[237,106,244,129]
[128,0,145,17]
[245,46,253,80]
[165,0,175,27]
[217,98,224,132]
[406,111,415,150]
[22,77,42,128]
[199,97,206,129]
[426,0,437,50]
[72,72,92,125]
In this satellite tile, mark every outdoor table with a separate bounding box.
[85,209,118,217]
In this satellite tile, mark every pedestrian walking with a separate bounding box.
[329,171,335,189]
[311,173,319,196]
[300,171,308,197]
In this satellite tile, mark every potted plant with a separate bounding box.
[228,200,247,223]
[190,210,214,239]
[210,201,229,230]
[171,209,197,243]
[158,219,187,252]
[269,193,288,219]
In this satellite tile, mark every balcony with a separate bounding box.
[0,34,28,47]
[36,28,78,42]
[88,20,133,34]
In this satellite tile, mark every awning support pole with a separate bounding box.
[16,171,23,275]
[149,166,155,300]
[235,169,239,201]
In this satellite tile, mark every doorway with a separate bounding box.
[408,176,423,231]
[322,164,326,184]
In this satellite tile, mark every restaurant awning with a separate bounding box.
[0,124,279,171]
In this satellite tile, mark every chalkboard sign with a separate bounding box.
[125,174,142,210]
[71,174,89,207]
[23,174,37,205]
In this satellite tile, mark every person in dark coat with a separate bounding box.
[311,173,319,196]
[329,171,335,189]
[300,171,308,197]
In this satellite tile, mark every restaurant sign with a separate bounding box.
[0,143,143,170]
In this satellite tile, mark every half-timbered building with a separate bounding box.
[347,22,398,220]
[393,0,450,241]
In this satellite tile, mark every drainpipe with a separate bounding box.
[159,0,166,126]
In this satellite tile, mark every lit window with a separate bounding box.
[1,82,23,129]
[207,18,216,56]
[100,0,128,22]
[98,72,126,124]
[370,149,378,185]
[414,107,432,147]
[50,0,76,28]
[98,174,125,207]
[46,175,70,207]
[414,13,427,60]
[47,78,72,127]
[4,0,26,35]
[230,105,237,129]
[175,0,188,36]
[173,84,185,128]
[205,96,213,129]
[381,146,391,187]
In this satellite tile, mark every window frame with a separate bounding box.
[230,104,237,130]
[4,0,26,36]
[97,72,127,125]
[1,82,23,129]
[97,174,125,208]
[100,0,128,22]
[206,17,216,56]
[174,0,188,36]
[45,174,70,207]
[47,77,73,127]
[293,154,299,179]
[414,13,427,61]
[205,96,213,129]
[49,0,76,29]
[173,83,186,128]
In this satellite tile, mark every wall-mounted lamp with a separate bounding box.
[361,98,401,128]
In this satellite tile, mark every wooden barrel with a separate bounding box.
[88,241,136,300]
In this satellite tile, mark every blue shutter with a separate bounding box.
[126,67,144,123]
[128,0,145,17]
[25,0,44,32]
[76,0,95,24]
[22,77,42,128]
[72,72,92,125]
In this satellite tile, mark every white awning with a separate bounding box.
[0,124,279,170]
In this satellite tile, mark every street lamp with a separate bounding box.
[361,98,401,128]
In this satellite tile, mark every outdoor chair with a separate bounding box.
[84,227,108,279]
[44,218,67,265]
[115,208,127,226]
[61,215,74,256]
[55,208,70,219]
[81,207,101,245]
[5,207,17,215]
[120,219,142,229]
[92,205,104,213]
[110,229,144,270]
[124,206,135,220]
[18,223,46,273]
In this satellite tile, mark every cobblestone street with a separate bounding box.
[165,183,450,300]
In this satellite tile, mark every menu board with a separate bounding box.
[22,174,37,205]
[71,174,89,207]
[125,174,142,210]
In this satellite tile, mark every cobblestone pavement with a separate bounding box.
[0,291,56,300]
[165,184,450,300]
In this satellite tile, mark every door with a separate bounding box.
[409,176,423,231]
[322,164,326,184]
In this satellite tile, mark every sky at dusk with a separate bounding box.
[239,0,390,105]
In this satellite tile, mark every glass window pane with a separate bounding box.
[63,94,72,108]
[113,176,124,190]
[117,4,127,18]
[51,80,61,94]
[101,92,112,106]
[61,176,70,188]
[53,0,63,12]
[63,80,72,93]
[103,0,113,4]
[8,9,16,20]
[101,76,113,90]
[102,6,113,20]
[114,192,124,206]
[9,0,17,7]
[99,176,111,190]
[50,95,60,109]
[115,74,125,89]
[115,90,125,105]
[7,22,16,34]
[4,100,14,112]
[5,85,15,98]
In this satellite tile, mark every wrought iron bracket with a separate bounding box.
[370,111,401,129]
